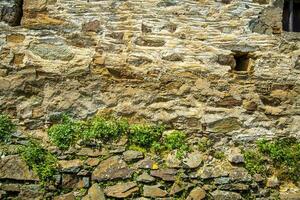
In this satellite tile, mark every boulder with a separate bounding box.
[82,183,105,200]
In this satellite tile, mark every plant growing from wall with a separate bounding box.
[0,114,15,142]
[257,138,300,182]
[128,124,165,150]
[48,115,79,150]
[82,116,129,142]
[20,141,58,186]
[164,130,189,158]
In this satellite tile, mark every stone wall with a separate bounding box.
[0,0,300,199]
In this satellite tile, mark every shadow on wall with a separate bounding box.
[0,0,23,26]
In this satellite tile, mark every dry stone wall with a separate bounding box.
[0,0,300,199]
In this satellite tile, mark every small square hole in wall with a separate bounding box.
[233,52,253,72]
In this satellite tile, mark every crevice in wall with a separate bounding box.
[232,52,254,73]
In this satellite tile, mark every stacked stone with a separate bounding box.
[0,0,300,199]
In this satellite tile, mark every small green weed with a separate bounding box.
[213,151,225,160]
[198,137,213,152]
[0,114,15,142]
[21,141,57,186]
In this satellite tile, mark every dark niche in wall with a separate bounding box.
[283,0,300,32]
[0,0,23,26]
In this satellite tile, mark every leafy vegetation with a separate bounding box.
[47,114,191,157]
[20,141,57,185]
[244,150,267,175]
[48,115,79,150]
[128,124,165,149]
[243,137,300,182]
[0,114,15,142]
[82,117,129,142]
[164,131,189,158]
[257,138,300,182]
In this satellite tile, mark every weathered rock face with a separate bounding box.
[1,0,300,199]
[0,0,299,141]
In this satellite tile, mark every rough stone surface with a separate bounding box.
[92,156,133,181]
[82,183,105,200]
[186,187,206,200]
[211,190,243,200]
[104,182,139,198]
[143,185,168,198]
[0,155,39,181]
[0,0,300,199]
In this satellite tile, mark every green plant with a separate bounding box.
[0,114,15,142]
[198,137,213,152]
[257,138,300,182]
[128,124,165,149]
[21,141,57,185]
[164,131,189,158]
[213,151,225,160]
[48,116,79,150]
[244,149,267,175]
[82,117,129,142]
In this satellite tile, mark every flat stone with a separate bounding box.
[280,192,300,200]
[29,43,74,61]
[85,158,100,167]
[123,150,144,162]
[54,192,75,200]
[150,169,177,181]
[136,172,155,183]
[186,187,206,200]
[92,156,133,181]
[205,116,241,133]
[77,148,106,157]
[197,162,231,179]
[143,185,168,198]
[0,155,39,181]
[211,190,242,200]
[104,182,139,198]
[82,183,105,200]
[134,158,159,169]
[183,151,203,168]
[169,182,192,196]
[58,159,83,173]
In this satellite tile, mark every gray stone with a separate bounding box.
[226,147,244,164]
[211,190,242,200]
[150,168,177,181]
[29,43,74,61]
[136,172,155,183]
[92,156,133,181]
[183,151,203,168]
[123,150,143,162]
